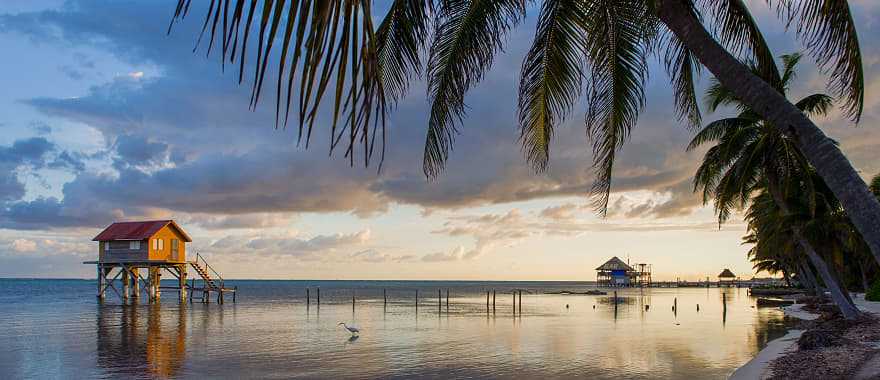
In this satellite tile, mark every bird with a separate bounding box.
[338,322,359,336]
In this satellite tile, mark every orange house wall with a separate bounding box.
[148,225,188,262]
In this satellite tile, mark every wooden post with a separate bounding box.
[674,297,677,312]
[438,289,442,313]
[446,289,449,311]
[122,267,131,302]
[179,265,188,303]
[493,290,496,313]
[697,304,700,312]
[518,290,522,313]
[352,290,356,311]
[486,291,490,313]
[316,287,320,306]
[415,289,419,309]
[97,264,105,299]
[131,268,140,298]
[306,288,310,306]
[723,293,727,312]
[384,289,387,308]
[513,292,516,314]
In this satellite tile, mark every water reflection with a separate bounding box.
[96,303,186,378]
[0,281,794,379]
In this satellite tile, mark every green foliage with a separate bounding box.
[168,0,865,215]
[866,279,880,302]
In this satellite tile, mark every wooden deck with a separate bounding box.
[84,253,235,304]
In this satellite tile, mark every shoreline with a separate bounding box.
[730,293,880,379]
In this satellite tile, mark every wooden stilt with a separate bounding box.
[317,287,320,306]
[306,288,310,306]
[131,268,140,299]
[438,289,442,313]
[383,289,387,308]
[179,265,188,303]
[486,291,490,313]
[492,290,496,314]
[97,264,105,299]
[122,266,131,302]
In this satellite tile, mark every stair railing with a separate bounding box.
[194,252,224,289]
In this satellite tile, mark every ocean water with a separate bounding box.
[0,279,791,379]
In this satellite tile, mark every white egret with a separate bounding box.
[338,322,359,336]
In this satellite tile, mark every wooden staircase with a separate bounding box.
[188,253,236,303]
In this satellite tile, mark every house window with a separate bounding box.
[129,241,140,250]
[104,242,110,250]
[152,239,159,250]
[158,239,164,251]
[109,241,129,250]
[171,239,179,252]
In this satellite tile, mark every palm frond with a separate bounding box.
[698,0,781,87]
[686,117,752,151]
[517,0,588,172]
[169,1,407,170]
[770,0,864,122]
[704,77,742,112]
[375,0,433,104]
[795,93,834,117]
[423,0,526,179]
[871,173,880,199]
[584,0,655,214]
[661,32,702,130]
[780,52,802,90]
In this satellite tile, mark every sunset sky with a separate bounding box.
[1,1,878,281]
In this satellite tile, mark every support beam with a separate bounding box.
[97,264,105,299]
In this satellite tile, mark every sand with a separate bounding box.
[730,293,880,380]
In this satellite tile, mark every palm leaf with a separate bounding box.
[795,93,833,117]
[770,0,864,121]
[423,0,526,179]
[169,0,394,169]
[517,0,588,172]
[584,0,654,214]
[699,0,781,88]
[661,32,702,130]
[687,117,752,151]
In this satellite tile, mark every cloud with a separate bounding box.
[10,238,37,253]
[0,0,878,235]
[422,247,465,262]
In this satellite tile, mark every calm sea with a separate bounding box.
[0,279,791,379]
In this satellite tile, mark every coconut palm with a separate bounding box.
[166,1,880,263]
[871,173,880,199]
[689,52,860,318]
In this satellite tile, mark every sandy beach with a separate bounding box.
[731,294,880,379]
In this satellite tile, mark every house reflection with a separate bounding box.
[96,302,186,378]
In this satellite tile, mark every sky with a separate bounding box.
[0,1,878,281]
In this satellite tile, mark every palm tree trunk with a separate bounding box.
[656,0,880,270]
[760,170,859,318]
[798,260,820,295]
[860,258,872,293]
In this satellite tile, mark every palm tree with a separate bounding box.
[689,53,859,318]
[166,1,880,264]
[871,173,880,199]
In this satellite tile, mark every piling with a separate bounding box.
[492,290,496,314]
[513,292,516,314]
[352,290,356,311]
[317,287,320,306]
[96,265,105,299]
[674,297,677,312]
[446,289,449,311]
[306,288,310,306]
[438,289,442,313]
[122,268,130,301]
[132,268,140,298]
[416,289,419,309]
[486,291,490,313]
[518,290,522,313]
[697,304,700,312]
[723,293,727,312]
[383,288,387,308]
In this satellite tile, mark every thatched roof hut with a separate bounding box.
[595,256,635,272]
[718,268,737,279]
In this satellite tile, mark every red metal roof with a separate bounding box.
[92,220,192,242]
